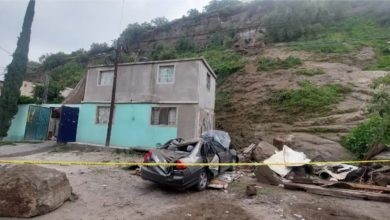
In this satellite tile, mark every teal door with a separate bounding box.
[24,105,50,141]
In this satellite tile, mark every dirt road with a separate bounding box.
[1,149,388,220]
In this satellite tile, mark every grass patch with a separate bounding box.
[0,141,43,147]
[371,74,390,88]
[307,127,341,133]
[289,15,390,70]
[268,81,352,115]
[50,144,71,152]
[215,91,234,113]
[295,68,325,76]
[257,56,302,71]
[0,141,16,146]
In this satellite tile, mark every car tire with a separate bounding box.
[196,169,208,191]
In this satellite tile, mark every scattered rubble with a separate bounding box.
[208,171,244,189]
[244,139,390,203]
[0,164,73,217]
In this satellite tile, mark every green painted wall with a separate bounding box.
[4,105,30,141]
[76,103,177,148]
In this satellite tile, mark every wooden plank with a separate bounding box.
[243,143,256,154]
[284,182,390,203]
[291,178,390,193]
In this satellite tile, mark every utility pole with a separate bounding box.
[42,73,49,104]
[105,42,121,147]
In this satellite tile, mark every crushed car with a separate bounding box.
[140,130,238,191]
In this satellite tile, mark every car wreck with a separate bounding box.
[141,130,238,191]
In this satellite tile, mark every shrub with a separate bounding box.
[371,74,390,88]
[263,0,349,42]
[179,49,246,82]
[268,81,351,115]
[18,96,36,104]
[215,91,234,113]
[175,38,197,53]
[342,116,390,159]
[295,68,325,76]
[258,56,302,71]
[150,44,177,60]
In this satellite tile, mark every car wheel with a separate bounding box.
[227,156,238,171]
[196,170,208,191]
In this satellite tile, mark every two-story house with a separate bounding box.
[75,57,216,148]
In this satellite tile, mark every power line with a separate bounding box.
[0,46,12,56]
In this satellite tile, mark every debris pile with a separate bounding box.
[208,171,244,189]
[242,140,390,203]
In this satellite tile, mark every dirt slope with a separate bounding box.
[217,46,388,161]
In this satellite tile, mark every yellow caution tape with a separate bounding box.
[0,159,390,166]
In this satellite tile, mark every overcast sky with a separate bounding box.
[0,0,210,80]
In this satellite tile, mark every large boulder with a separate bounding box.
[251,141,278,162]
[0,164,72,217]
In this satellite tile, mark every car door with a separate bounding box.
[210,141,231,173]
[201,143,219,177]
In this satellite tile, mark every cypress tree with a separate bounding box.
[0,0,35,138]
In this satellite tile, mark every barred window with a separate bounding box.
[158,65,174,83]
[96,106,112,124]
[98,70,114,86]
[151,107,177,126]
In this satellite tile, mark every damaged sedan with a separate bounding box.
[141,131,238,191]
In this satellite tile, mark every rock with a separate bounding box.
[0,164,72,217]
[254,166,283,186]
[275,133,354,161]
[251,141,278,162]
[246,184,257,196]
[273,135,295,150]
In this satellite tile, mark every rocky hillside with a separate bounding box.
[126,1,270,53]
[22,0,390,160]
[217,46,388,161]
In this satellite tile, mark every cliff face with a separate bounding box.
[131,2,272,53]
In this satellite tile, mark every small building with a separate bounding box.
[5,58,216,149]
[20,80,37,97]
[76,57,216,148]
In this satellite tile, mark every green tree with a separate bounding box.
[151,17,169,27]
[0,0,35,138]
[33,82,64,104]
[204,0,242,12]
[150,44,177,60]
[187,9,200,18]
[175,38,196,52]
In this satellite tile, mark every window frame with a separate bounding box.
[150,106,178,127]
[97,70,114,86]
[95,106,114,124]
[156,64,175,85]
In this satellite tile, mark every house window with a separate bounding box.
[98,70,114,86]
[151,107,177,126]
[96,106,112,124]
[158,65,175,84]
[206,73,211,91]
